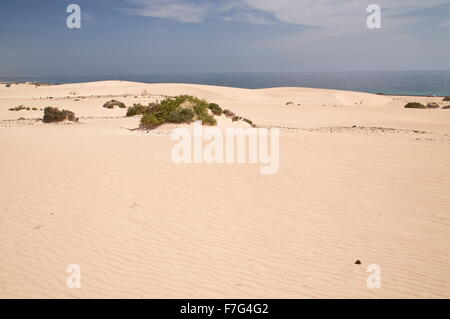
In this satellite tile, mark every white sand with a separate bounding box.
[0,81,449,298]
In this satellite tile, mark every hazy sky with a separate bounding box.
[0,0,449,77]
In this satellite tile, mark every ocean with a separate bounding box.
[2,70,449,96]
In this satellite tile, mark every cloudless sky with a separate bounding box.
[0,0,449,77]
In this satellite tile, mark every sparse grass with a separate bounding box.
[405,102,426,109]
[43,107,77,123]
[103,99,126,109]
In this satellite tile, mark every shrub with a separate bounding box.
[442,105,450,109]
[232,116,239,122]
[167,108,195,124]
[208,103,223,116]
[426,102,439,109]
[223,109,236,118]
[103,99,126,109]
[286,101,294,105]
[243,118,253,126]
[140,113,166,129]
[43,107,77,123]
[443,96,450,101]
[32,107,38,111]
[197,113,217,126]
[126,103,150,116]
[405,102,426,109]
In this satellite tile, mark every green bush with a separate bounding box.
[405,102,426,109]
[140,112,166,129]
[126,103,150,116]
[167,108,195,124]
[208,103,223,116]
[197,113,217,126]
[443,96,450,101]
[43,107,77,123]
[103,99,126,109]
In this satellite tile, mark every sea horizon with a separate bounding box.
[1,70,449,97]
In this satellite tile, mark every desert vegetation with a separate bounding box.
[443,96,450,101]
[405,102,426,109]
[124,95,253,130]
[442,105,450,109]
[103,100,126,109]
[8,105,29,111]
[42,107,78,123]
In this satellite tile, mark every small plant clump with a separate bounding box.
[443,96,450,101]
[426,102,439,109]
[405,102,426,109]
[103,99,126,109]
[43,107,78,123]
[208,103,223,116]
[442,105,450,109]
[8,105,28,111]
[223,109,236,118]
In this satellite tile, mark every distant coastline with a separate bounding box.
[1,70,449,96]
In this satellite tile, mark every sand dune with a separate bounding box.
[0,81,449,298]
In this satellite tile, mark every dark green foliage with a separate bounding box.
[43,107,77,123]
[197,113,217,126]
[208,103,223,116]
[126,103,151,116]
[140,95,215,129]
[167,108,195,124]
[405,102,426,109]
[103,99,126,109]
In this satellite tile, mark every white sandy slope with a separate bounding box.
[0,81,449,298]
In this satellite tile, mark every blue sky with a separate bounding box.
[0,0,449,77]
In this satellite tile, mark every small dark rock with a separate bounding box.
[355,260,362,265]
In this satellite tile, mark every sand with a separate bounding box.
[0,81,449,298]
